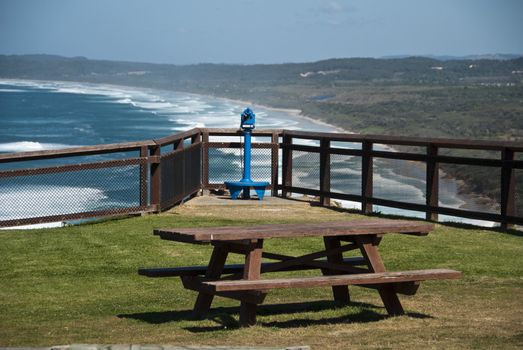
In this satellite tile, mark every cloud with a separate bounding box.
[314,0,359,26]
[327,0,352,13]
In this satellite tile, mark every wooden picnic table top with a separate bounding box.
[154,219,434,243]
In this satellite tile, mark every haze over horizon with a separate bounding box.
[1,0,522,65]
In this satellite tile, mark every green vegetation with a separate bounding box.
[1,201,522,349]
[1,54,522,210]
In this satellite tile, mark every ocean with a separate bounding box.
[0,79,492,227]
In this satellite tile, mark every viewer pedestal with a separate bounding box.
[225,180,269,200]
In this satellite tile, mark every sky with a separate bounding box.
[0,0,522,65]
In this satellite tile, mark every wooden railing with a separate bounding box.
[279,130,523,229]
[149,128,202,211]
[0,129,203,227]
[0,140,155,227]
[0,128,521,229]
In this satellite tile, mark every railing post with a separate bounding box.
[501,148,516,230]
[139,146,149,209]
[150,144,162,212]
[191,132,201,145]
[320,137,331,206]
[271,132,279,197]
[174,139,184,151]
[282,134,293,198]
[361,140,373,214]
[192,131,203,196]
[201,131,210,195]
[426,144,439,221]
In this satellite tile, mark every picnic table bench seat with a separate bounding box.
[195,268,462,292]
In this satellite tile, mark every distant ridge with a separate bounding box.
[382,53,522,61]
[2,53,523,82]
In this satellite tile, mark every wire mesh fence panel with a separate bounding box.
[160,151,184,208]
[330,154,362,196]
[250,147,272,183]
[292,150,320,190]
[185,143,202,194]
[0,159,147,226]
[515,169,522,218]
[207,147,241,185]
[438,164,501,214]
[160,143,201,209]
[207,146,272,185]
[373,158,427,205]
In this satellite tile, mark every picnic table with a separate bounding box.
[139,219,461,327]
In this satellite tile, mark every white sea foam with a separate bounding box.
[172,122,206,131]
[0,141,77,153]
[293,138,320,147]
[0,88,26,92]
[330,167,360,176]
[219,148,242,156]
[116,98,136,106]
[0,79,48,89]
[0,185,107,222]
[133,101,175,110]
[1,222,65,230]
[438,215,496,227]
[373,170,425,203]
[331,198,362,210]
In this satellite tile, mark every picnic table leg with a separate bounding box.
[323,236,351,304]
[239,239,263,327]
[356,235,404,316]
[192,245,229,319]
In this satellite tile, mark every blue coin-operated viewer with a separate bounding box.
[225,108,269,200]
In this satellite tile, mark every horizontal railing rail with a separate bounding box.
[0,127,521,229]
[282,130,523,151]
[0,140,156,163]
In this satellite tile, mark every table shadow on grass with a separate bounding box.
[118,300,431,331]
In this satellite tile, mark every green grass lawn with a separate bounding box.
[1,201,522,349]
